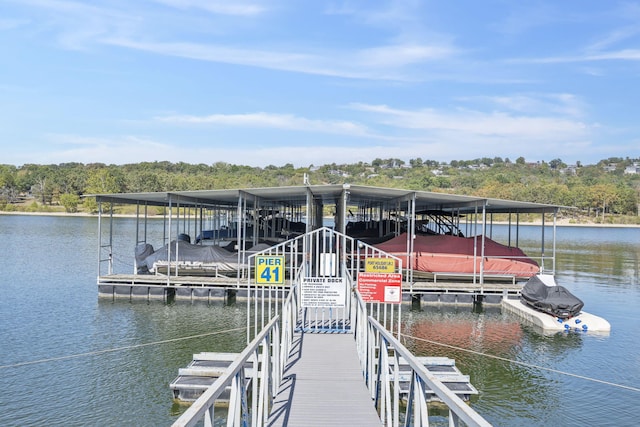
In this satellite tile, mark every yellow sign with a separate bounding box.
[365,257,395,273]
[255,255,285,284]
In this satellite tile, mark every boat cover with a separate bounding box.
[373,233,539,278]
[520,275,584,319]
[136,240,277,274]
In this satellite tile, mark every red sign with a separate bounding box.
[357,272,402,304]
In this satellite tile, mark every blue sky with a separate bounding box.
[2,0,639,167]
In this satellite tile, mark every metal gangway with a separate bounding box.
[172,227,492,427]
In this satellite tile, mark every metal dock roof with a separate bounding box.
[92,183,562,215]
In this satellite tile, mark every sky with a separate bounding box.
[1,1,640,168]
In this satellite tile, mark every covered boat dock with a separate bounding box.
[93,184,562,304]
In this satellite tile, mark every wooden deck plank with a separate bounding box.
[268,333,382,427]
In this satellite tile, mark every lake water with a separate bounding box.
[0,215,638,426]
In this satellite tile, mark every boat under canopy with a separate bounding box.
[92,184,562,290]
[373,233,540,279]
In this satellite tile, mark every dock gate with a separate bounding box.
[172,227,492,427]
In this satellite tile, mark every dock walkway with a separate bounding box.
[267,332,381,427]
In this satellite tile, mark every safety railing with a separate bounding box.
[173,226,492,427]
[171,284,298,427]
[245,226,403,337]
[171,316,278,427]
[352,289,492,427]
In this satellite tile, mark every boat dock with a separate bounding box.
[94,184,560,305]
[98,274,243,302]
[171,343,477,405]
[98,273,522,305]
[168,227,492,427]
[170,352,255,402]
[90,184,565,426]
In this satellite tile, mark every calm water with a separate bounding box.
[0,215,639,426]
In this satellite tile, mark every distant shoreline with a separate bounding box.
[2,210,639,228]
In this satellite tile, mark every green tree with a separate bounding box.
[83,168,125,213]
[59,193,80,213]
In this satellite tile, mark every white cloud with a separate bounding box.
[12,0,457,81]
[155,112,373,137]
[349,103,590,140]
[103,37,455,81]
[9,0,137,50]
[522,46,640,63]
[152,0,265,16]
[0,18,30,30]
[473,93,586,119]
[38,134,171,164]
[492,3,559,36]
[586,27,640,52]
[16,133,419,167]
[355,44,454,68]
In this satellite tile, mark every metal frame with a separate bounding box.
[353,292,492,427]
[96,185,560,291]
[244,227,404,340]
[172,227,492,426]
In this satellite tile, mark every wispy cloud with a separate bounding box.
[8,0,137,50]
[0,18,31,30]
[102,37,455,81]
[152,0,265,16]
[10,134,172,165]
[349,102,590,140]
[49,133,169,150]
[505,13,640,65]
[586,26,640,52]
[12,0,458,80]
[26,133,422,167]
[492,3,560,36]
[472,93,587,119]
[155,112,372,137]
[511,49,640,64]
[355,44,454,68]
[4,1,637,168]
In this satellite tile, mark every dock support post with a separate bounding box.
[411,294,421,311]
[472,294,484,312]
[165,287,176,303]
[226,288,237,306]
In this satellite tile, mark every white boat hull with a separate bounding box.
[502,297,611,334]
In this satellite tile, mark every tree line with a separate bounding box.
[1,157,639,223]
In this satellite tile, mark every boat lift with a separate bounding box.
[93,184,562,303]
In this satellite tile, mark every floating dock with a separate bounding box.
[170,352,254,402]
[99,273,523,306]
[171,351,477,404]
[392,356,478,402]
[502,297,611,334]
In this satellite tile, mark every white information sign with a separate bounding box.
[301,276,346,308]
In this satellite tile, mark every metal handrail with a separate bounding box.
[171,283,300,427]
[352,289,492,427]
[244,226,403,337]
[173,226,491,427]
[171,316,279,427]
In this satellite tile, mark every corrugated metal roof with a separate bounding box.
[91,184,561,214]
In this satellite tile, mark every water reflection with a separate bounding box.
[401,303,593,427]
[403,305,523,357]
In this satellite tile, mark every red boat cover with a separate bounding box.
[374,233,539,277]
